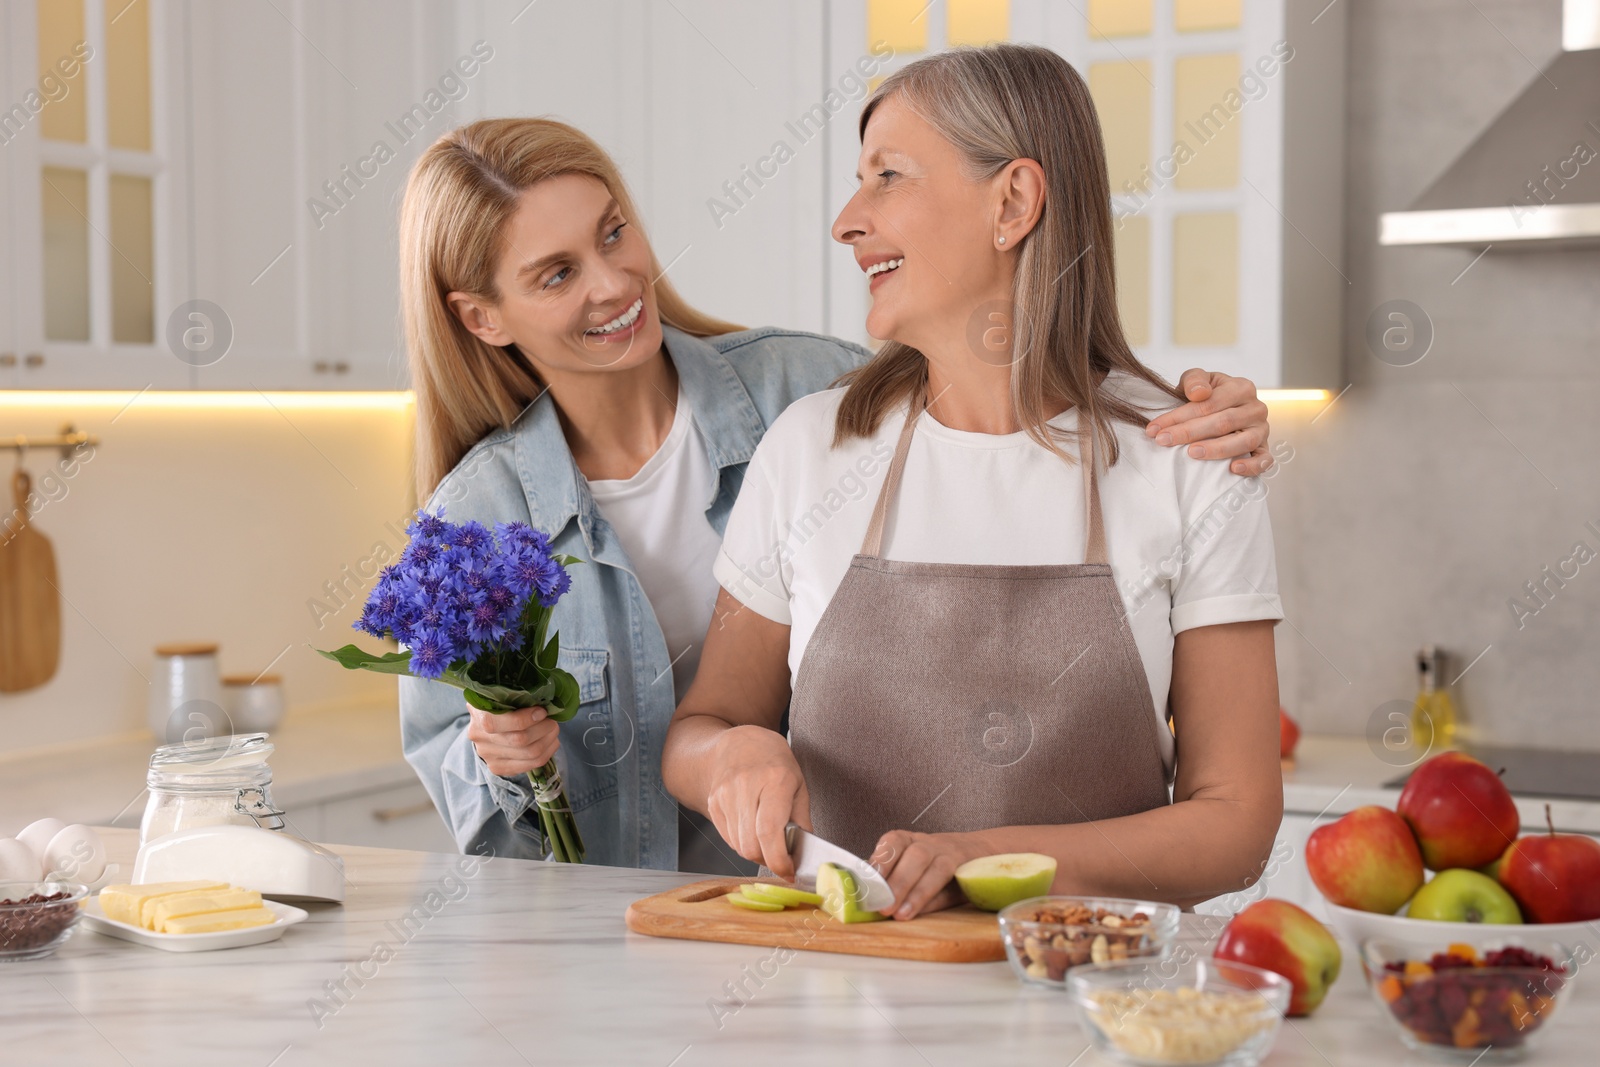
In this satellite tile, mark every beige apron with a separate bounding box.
[789,387,1172,861]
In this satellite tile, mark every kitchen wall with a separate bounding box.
[4,0,1595,759]
[1268,0,1600,750]
[0,397,414,755]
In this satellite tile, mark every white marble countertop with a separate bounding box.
[1282,736,1600,834]
[0,703,413,831]
[7,829,1595,1066]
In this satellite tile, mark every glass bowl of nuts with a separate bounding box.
[0,881,88,962]
[1362,938,1575,1063]
[997,896,1180,987]
[1067,955,1290,1067]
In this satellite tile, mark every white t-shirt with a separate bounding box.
[588,386,723,705]
[712,372,1283,770]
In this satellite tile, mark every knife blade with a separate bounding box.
[784,822,896,913]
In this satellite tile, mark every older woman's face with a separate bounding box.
[831,95,1005,352]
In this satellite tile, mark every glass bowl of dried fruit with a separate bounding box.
[1066,955,1289,1066]
[1362,939,1575,1063]
[0,881,88,962]
[997,896,1179,987]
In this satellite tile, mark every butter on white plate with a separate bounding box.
[84,888,306,953]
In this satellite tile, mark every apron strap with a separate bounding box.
[861,386,927,557]
[1082,428,1108,566]
[859,384,1111,567]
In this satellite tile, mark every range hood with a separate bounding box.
[1379,0,1600,249]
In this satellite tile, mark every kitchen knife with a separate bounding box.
[784,822,896,912]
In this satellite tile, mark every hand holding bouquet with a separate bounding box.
[318,511,586,862]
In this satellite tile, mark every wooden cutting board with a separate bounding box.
[625,877,1006,962]
[0,470,62,693]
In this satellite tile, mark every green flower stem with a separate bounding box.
[526,760,585,864]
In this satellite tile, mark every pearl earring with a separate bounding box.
[998,236,1006,245]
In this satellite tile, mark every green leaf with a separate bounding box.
[537,631,560,672]
[548,669,581,722]
[316,645,413,675]
[463,688,514,713]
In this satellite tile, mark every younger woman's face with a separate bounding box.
[451,173,663,374]
[831,95,1007,353]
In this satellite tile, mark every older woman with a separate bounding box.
[663,43,1283,913]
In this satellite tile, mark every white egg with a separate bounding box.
[43,824,106,883]
[0,838,43,882]
[16,818,66,863]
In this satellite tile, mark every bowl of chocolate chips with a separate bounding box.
[0,881,88,961]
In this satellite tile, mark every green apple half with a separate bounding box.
[817,863,887,923]
[1406,868,1522,924]
[740,883,823,907]
[954,853,1058,912]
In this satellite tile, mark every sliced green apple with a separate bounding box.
[954,853,1058,911]
[740,883,823,907]
[726,891,785,912]
[817,862,887,923]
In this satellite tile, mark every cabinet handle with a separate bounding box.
[333,361,349,374]
[372,799,437,822]
[24,353,44,367]
[0,353,14,367]
[313,361,329,373]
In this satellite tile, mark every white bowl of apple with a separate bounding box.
[1308,753,1600,956]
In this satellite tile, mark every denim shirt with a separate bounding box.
[399,325,868,870]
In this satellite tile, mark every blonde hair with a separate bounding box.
[399,118,742,497]
[833,44,1181,464]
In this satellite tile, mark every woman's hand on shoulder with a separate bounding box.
[1145,369,1273,476]
[705,725,812,879]
[467,704,560,777]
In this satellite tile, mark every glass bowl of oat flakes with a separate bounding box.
[1067,955,1290,1067]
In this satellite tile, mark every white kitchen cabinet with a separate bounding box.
[824,0,1346,390]
[296,779,459,854]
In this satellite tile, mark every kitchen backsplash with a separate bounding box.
[1268,0,1600,750]
[0,398,414,755]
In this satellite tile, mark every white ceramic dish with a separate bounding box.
[1324,900,1600,956]
[82,897,307,952]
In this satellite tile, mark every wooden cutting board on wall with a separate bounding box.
[625,878,1006,962]
[0,470,63,692]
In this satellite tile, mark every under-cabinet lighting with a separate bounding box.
[0,391,416,411]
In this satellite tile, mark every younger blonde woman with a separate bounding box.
[395,117,1274,872]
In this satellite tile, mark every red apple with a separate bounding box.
[1498,805,1600,923]
[1213,899,1342,1016]
[1397,752,1519,871]
[1279,707,1300,759]
[1305,805,1424,914]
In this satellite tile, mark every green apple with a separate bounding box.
[726,891,784,912]
[740,883,822,907]
[817,863,886,923]
[954,853,1058,912]
[1406,868,1522,924]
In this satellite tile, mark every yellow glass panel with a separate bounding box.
[37,0,88,142]
[42,167,91,341]
[948,0,1008,45]
[110,174,154,344]
[1113,214,1150,347]
[106,0,152,151]
[1173,53,1241,189]
[1089,61,1152,195]
[868,0,928,53]
[1088,0,1152,39]
[1176,0,1242,32]
[1172,212,1237,346]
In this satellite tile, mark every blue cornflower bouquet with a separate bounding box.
[317,511,586,862]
